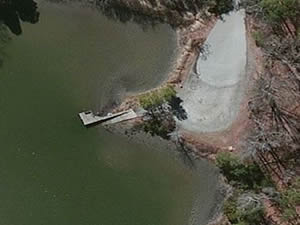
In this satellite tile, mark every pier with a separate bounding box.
[78,109,137,126]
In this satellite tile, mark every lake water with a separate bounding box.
[0,1,221,225]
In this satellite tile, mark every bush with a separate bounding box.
[224,192,265,225]
[139,85,176,110]
[138,85,177,139]
[260,0,299,24]
[279,178,300,222]
[216,152,270,190]
[252,30,265,47]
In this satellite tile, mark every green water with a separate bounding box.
[0,1,220,225]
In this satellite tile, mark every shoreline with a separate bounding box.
[104,14,233,225]
[111,9,252,163]
[99,2,299,224]
[113,15,217,113]
[105,9,256,225]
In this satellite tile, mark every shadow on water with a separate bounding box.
[0,0,40,67]
[176,139,196,169]
[95,1,163,30]
[46,0,234,30]
[49,0,164,30]
[0,24,11,67]
[0,0,39,67]
[0,0,39,35]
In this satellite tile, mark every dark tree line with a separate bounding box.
[0,0,40,35]
[39,0,235,29]
[95,0,234,28]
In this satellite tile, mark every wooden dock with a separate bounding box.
[78,109,137,126]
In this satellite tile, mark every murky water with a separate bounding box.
[0,1,220,225]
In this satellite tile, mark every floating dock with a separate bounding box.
[78,109,137,126]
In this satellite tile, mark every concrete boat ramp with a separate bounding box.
[79,109,137,126]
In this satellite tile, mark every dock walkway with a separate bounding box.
[78,109,137,126]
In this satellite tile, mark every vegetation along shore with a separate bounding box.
[102,1,300,225]
[1,0,299,225]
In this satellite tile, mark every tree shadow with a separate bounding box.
[177,139,195,169]
[0,0,39,68]
[0,0,40,36]
[95,0,235,29]
[95,1,163,30]
[168,96,188,121]
[0,24,11,68]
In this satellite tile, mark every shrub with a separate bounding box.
[139,85,176,110]
[252,30,265,47]
[224,192,265,225]
[279,178,300,223]
[138,85,177,139]
[216,152,270,190]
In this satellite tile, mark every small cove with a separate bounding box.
[0,1,222,225]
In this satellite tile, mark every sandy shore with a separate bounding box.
[114,15,217,113]
[113,8,254,161]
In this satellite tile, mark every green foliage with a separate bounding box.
[252,30,265,47]
[139,85,177,139]
[139,85,176,110]
[279,178,300,222]
[208,0,235,17]
[260,0,300,24]
[224,193,265,225]
[216,152,270,190]
[143,113,176,139]
[97,0,235,29]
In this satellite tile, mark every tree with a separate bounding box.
[224,192,267,225]
[244,0,300,37]
[216,152,269,190]
[260,0,300,35]
[138,85,187,139]
[208,0,235,16]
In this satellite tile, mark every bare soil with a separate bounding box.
[176,14,260,162]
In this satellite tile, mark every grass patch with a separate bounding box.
[252,30,265,47]
[139,85,176,110]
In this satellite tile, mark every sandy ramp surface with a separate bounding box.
[178,10,247,133]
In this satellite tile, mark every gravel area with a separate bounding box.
[177,9,247,133]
